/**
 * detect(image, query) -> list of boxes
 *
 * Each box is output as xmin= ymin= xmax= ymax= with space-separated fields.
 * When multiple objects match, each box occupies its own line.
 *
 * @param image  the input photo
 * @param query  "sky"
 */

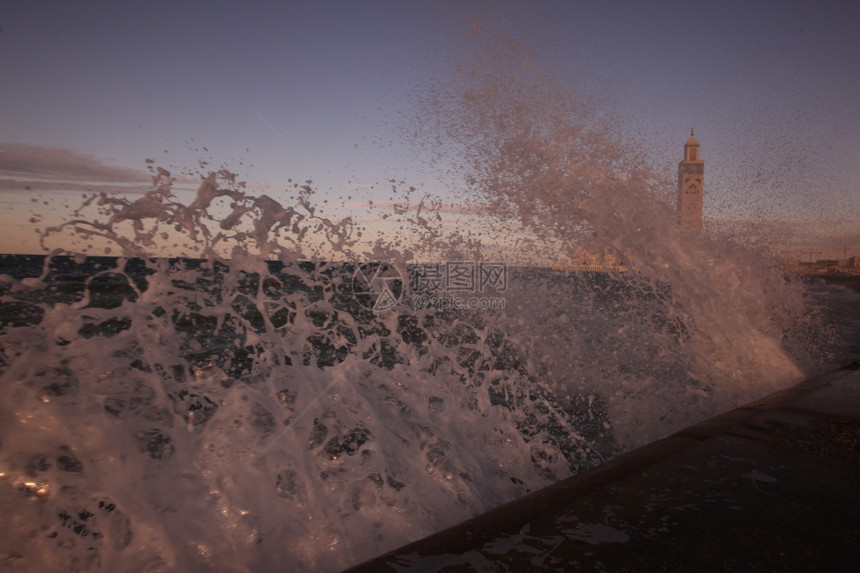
xmin=1 ymin=0 xmax=858 ymax=259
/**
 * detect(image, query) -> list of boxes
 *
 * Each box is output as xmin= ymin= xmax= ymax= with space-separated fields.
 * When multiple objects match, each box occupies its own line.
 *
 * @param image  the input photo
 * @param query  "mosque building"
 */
xmin=552 ymin=132 xmax=704 ymax=272
xmin=677 ymin=129 xmax=704 ymax=231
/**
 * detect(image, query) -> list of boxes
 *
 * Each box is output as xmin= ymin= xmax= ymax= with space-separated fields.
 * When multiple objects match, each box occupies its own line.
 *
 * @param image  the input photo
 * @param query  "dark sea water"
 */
xmin=804 ymin=275 xmax=860 ymax=358
xmin=0 ymin=253 xmax=622 ymax=571
xmin=1 ymin=248 xmax=857 ymax=571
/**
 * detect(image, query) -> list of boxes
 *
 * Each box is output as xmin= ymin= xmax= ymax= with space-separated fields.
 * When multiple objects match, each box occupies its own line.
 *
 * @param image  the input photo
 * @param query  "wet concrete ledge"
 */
xmin=345 ymin=361 xmax=860 ymax=572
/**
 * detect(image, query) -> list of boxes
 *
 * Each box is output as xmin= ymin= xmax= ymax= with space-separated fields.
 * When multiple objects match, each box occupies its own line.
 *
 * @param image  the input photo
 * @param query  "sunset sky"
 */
xmin=1 ymin=0 xmax=858 ymax=258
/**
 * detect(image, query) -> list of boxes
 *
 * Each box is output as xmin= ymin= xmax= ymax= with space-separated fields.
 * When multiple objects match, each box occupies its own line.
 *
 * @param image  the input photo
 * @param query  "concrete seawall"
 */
xmin=345 ymin=361 xmax=860 ymax=572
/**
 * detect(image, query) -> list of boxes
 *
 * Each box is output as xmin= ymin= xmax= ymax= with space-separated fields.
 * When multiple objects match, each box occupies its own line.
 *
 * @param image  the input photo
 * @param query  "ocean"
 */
xmin=1 ymin=247 xmax=857 ymax=572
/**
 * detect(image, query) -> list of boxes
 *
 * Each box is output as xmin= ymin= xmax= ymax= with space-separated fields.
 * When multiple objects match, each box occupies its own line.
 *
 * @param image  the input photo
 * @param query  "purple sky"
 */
xmin=1 ymin=0 xmax=858 ymax=257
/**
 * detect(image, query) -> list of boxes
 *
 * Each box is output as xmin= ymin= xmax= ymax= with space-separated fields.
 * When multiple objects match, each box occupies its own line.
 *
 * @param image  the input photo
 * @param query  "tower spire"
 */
xmin=678 ymin=132 xmax=704 ymax=231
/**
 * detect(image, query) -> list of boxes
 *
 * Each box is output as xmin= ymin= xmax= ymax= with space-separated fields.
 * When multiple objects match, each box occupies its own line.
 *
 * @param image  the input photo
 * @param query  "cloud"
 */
xmin=0 ymin=143 xmax=150 ymax=183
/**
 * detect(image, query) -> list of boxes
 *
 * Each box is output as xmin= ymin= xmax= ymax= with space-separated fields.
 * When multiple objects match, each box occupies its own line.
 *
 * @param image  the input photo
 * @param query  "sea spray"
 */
xmin=0 ymin=162 xmax=833 ymax=572
xmin=1 ymin=167 xmax=622 ymax=571
xmin=405 ymin=17 xmax=831 ymax=449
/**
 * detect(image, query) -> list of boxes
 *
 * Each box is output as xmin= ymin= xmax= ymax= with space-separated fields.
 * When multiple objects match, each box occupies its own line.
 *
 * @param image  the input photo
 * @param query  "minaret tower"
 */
xmin=678 ymin=129 xmax=704 ymax=231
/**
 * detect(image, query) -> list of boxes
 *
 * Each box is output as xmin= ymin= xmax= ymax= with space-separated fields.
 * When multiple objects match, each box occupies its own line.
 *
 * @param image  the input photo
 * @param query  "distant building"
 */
xmin=794 ymin=258 xmax=860 ymax=276
xmin=678 ymin=129 xmax=704 ymax=231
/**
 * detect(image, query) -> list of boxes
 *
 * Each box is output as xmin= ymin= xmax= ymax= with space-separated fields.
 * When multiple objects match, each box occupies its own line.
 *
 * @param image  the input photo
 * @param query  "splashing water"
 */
xmin=403 ymin=23 xmax=839 ymax=447
xmin=0 ymin=21 xmax=844 ymax=573
xmin=0 ymin=169 xmax=621 ymax=571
